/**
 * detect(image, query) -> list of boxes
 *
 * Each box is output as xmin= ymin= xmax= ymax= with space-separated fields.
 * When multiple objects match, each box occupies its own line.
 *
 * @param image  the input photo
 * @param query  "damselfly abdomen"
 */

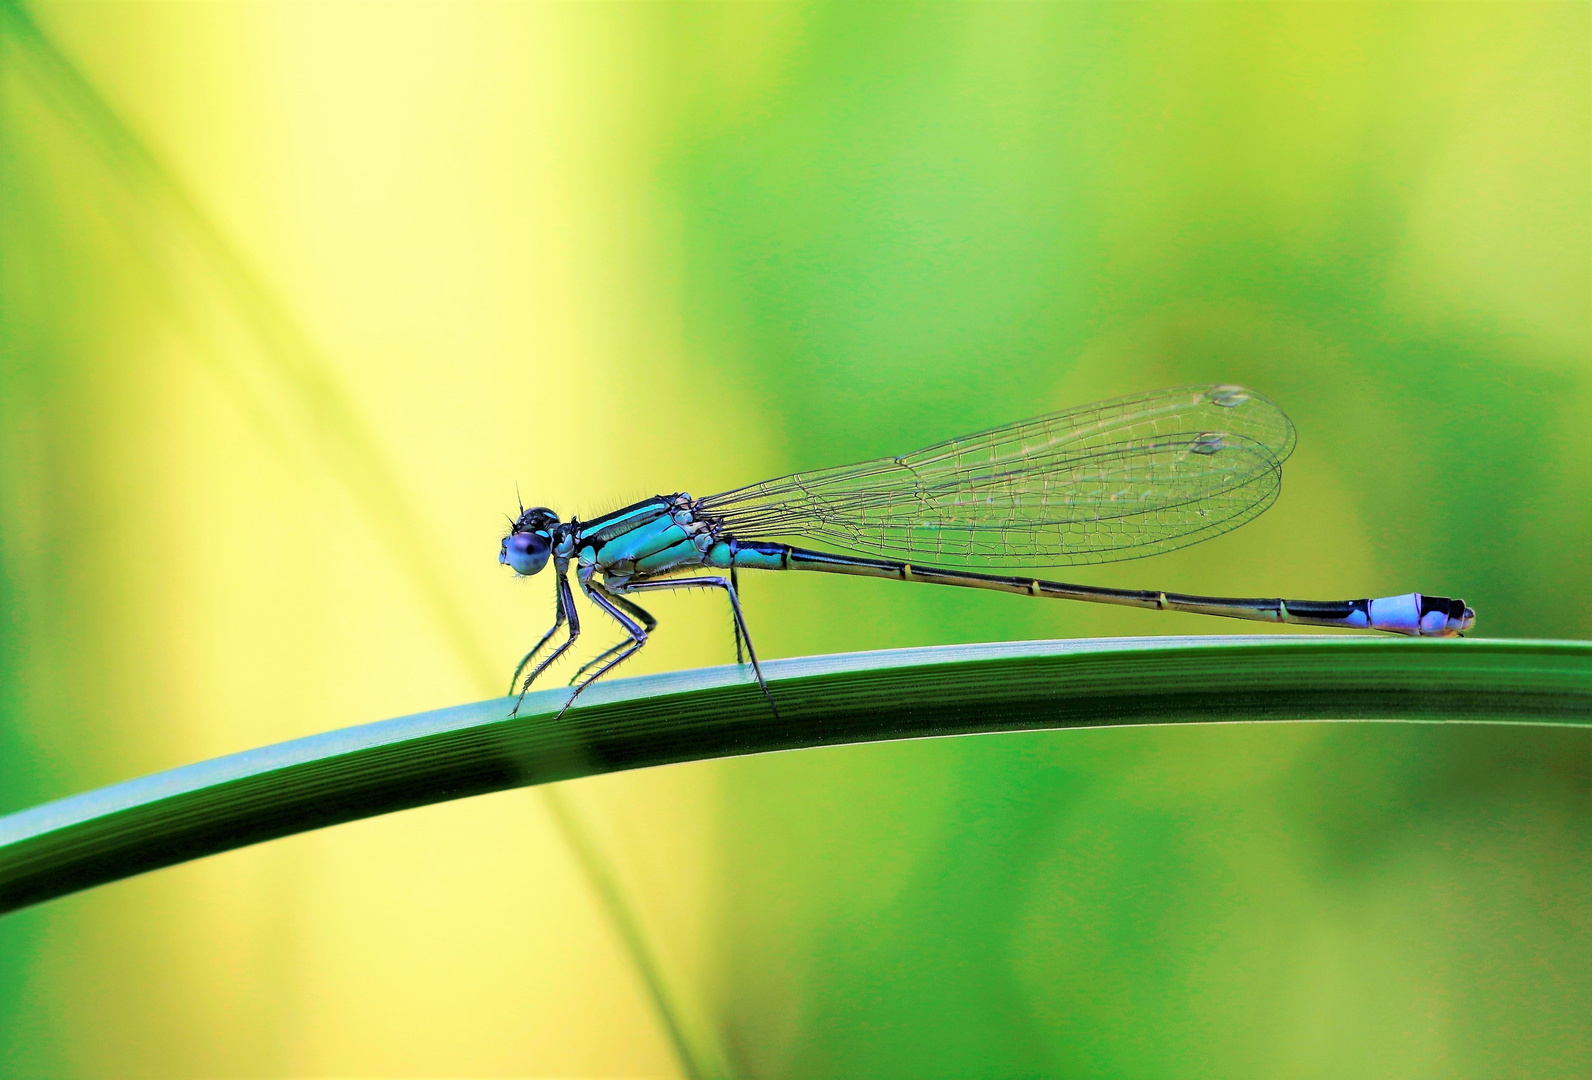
xmin=499 ymin=384 xmax=1474 ymax=716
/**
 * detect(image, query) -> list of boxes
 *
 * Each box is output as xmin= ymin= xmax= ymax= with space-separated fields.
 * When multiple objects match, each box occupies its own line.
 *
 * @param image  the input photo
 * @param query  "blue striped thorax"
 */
xmin=567 ymin=493 xmax=724 ymax=585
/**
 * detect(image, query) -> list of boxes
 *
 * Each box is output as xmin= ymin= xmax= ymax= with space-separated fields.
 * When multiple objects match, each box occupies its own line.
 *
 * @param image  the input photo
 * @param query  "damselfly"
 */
xmin=499 ymin=384 xmax=1474 ymax=716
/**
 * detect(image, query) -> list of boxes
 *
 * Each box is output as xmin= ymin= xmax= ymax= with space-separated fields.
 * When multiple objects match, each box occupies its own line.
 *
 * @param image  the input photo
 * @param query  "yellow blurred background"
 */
xmin=0 ymin=3 xmax=1587 ymax=1077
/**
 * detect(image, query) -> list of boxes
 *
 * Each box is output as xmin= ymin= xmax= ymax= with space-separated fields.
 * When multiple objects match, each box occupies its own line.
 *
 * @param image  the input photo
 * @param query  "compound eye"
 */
xmin=502 ymin=530 xmax=551 ymax=576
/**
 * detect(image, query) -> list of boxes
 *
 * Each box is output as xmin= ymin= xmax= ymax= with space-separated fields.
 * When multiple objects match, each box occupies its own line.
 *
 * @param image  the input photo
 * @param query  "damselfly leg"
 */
xmin=554 ymin=576 xmax=652 ymax=719
xmin=729 ymin=564 xmax=745 ymax=664
xmin=510 ymin=568 xmax=580 ymax=716
xmin=620 ymin=575 xmax=778 ymax=718
xmin=569 ymin=589 xmax=657 ymax=684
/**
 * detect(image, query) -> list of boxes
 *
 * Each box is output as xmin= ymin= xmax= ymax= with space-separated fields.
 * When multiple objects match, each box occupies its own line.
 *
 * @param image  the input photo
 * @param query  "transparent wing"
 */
xmin=698 ymin=384 xmax=1297 ymax=567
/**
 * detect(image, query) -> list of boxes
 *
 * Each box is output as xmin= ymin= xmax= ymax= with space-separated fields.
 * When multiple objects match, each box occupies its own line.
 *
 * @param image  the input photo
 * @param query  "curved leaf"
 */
xmin=1 ymin=635 xmax=1587 ymax=916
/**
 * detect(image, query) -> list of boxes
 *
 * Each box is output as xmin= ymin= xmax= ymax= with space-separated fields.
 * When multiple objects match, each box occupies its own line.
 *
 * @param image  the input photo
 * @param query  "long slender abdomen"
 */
xmin=763 ymin=544 xmax=1474 ymax=637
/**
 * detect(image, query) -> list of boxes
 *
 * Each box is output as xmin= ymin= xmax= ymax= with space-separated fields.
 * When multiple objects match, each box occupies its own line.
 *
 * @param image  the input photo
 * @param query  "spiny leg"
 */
xmin=559 ymin=639 xmax=647 ymax=721
xmin=509 ymin=583 xmax=568 ymax=694
xmin=557 ymin=577 xmax=650 ymax=719
xmin=730 ymin=565 xmax=745 ymax=665
xmin=569 ymin=640 xmax=631 ymax=686
xmin=570 ymin=590 xmax=657 ymax=684
xmin=511 ymin=570 xmax=581 ymax=716
xmin=622 ymin=575 xmax=778 ymax=719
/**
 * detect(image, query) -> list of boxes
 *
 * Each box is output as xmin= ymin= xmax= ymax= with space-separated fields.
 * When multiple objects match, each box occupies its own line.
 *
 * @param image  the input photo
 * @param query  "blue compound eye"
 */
xmin=500 ymin=530 xmax=551 ymax=576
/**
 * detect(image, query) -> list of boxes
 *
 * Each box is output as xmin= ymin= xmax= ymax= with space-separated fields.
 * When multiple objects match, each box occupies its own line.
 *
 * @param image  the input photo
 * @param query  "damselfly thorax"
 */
xmin=498 ymin=384 xmax=1475 ymax=718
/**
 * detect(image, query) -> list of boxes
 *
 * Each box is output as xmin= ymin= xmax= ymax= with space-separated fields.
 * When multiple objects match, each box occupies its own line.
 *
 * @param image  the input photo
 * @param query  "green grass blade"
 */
xmin=2 ymin=635 xmax=1588 ymax=917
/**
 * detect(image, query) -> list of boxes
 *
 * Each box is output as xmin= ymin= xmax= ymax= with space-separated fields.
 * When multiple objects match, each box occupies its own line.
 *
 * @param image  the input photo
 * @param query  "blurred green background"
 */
xmin=1 ymin=2 xmax=1588 ymax=1076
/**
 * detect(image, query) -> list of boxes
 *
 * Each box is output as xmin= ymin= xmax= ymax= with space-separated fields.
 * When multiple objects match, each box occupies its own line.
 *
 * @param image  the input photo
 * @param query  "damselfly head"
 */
xmin=501 ymin=529 xmax=552 ymax=576
xmin=501 ymin=506 xmax=560 ymax=576
xmin=513 ymin=506 xmax=560 ymax=533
